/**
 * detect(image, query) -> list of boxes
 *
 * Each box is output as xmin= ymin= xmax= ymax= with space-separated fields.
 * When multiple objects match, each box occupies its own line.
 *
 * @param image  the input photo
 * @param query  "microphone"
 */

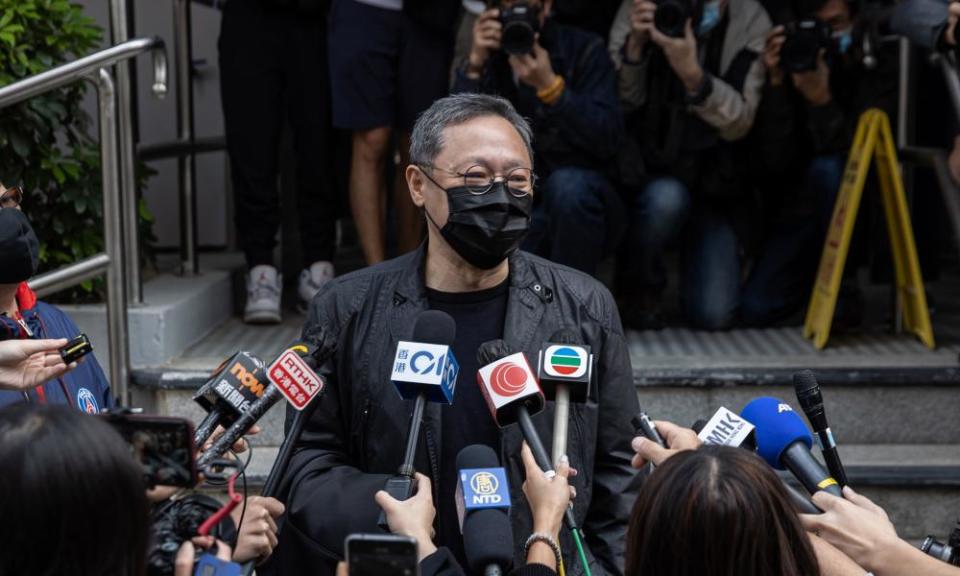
xmin=476 ymin=340 xmax=579 ymax=535
xmin=192 ymin=350 xmax=268 ymax=447
xmin=378 ymin=310 xmax=459 ymax=530
xmin=456 ymin=445 xmax=514 ymax=576
xmin=536 ymin=328 xmax=593 ymax=466
xmin=693 ymin=410 xmax=820 ymax=514
xmin=195 ymin=342 xmax=329 ymax=470
xmin=742 ymin=397 xmax=842 ymax=498
xmin=794 ymin=370 xmax=848 ymax=488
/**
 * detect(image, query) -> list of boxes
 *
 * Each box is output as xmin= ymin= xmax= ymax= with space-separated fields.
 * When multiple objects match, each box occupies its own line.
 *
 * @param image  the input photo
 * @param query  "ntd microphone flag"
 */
xmin=476 ymin=351 xmax=544 ymax=427
xmin=456 ymin=467 xmax=511 ymax=533
xmin=537 ymin=343 xmax=592 ymax=402
xmin=268 ymin=348 xmax=325 ymax=411
xmin=391 ymin=341 xmax=459 ymax=404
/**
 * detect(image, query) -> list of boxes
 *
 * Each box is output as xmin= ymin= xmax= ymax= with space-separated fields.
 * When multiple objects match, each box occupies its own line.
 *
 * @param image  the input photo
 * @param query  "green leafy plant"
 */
xmin=0 ymin=1 xmax=154 ymax=302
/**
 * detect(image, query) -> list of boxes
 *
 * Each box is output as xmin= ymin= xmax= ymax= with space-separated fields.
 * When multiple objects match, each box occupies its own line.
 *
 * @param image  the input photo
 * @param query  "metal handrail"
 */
xmin=2 ymin=37 xmax=168 ymax=405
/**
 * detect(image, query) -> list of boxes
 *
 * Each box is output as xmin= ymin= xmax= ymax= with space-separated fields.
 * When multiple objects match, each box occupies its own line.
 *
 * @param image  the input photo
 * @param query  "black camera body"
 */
xmin=780 ymin=18 xmax=832 ymax=73
xmin=499 ymin=2 xmax=540 ymax=55
xmin=147 ymin=495 xmax=238 ymax=576
xmin=654 ymin=0 xmax=696 ymax=38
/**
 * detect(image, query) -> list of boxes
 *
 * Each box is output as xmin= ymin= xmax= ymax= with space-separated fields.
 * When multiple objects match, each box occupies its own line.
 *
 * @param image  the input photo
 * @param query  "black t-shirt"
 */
xmin=427 ymin=278 xmax=509 ymax=566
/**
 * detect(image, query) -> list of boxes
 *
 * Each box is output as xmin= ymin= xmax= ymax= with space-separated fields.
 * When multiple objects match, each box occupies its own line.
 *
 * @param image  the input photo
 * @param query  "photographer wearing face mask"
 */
xmin=608 ymin=0 xmax=771 ymax=331
xmin=271 ymin=94 xmax=640 ymax=576
xmin=0 ymin=184 xmax=113 ymax=412
xmin=739 ymin=0 xmax=899 ymax=327
xmin=454 ymin=0 xmax=626 ymax=277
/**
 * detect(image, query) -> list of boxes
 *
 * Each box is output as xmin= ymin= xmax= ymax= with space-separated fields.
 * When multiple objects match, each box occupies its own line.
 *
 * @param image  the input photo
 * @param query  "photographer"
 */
xmin=741 ymin=0 xmax=898 ymax=326
xmin=454 ymin=0 xmax=625 ymax=276
xmin=610 ymin=0 xmax=771 ymax=330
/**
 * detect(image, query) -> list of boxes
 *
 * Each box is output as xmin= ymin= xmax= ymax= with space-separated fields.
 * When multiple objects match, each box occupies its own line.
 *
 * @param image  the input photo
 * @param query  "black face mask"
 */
xmin=0 ymin=209 xmax=40 ymax=283
xmin=426 ymin=182 xmax=533 ymax=270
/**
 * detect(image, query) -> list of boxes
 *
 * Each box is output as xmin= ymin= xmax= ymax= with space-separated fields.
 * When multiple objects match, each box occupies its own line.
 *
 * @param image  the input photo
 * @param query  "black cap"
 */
xmin=0 ymin=209 xmax=39 ymax=284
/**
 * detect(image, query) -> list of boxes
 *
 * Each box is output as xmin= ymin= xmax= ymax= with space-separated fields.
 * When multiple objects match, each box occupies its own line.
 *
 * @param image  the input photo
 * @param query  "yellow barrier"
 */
xmin=803 ymin=109 xmax=935 ymax=350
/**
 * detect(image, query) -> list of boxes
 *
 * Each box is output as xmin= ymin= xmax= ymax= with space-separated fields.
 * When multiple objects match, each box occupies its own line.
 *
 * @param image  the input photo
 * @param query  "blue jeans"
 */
xmin=523 ymin=167 xmax=625 ymax=275
xmin=625 ymin=156 xmax=843 ymax=329
xmin=741 ymin=155 xmax=843 ymax=326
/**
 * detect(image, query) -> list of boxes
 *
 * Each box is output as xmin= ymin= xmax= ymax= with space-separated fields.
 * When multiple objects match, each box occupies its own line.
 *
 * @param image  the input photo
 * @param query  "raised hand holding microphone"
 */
xmin=375 ymin=472 xmax=438 ymax=562
xmin=630 ymin=419 xmax=702 ymax=469
xmin=0 ymin=338 xmax=74 ymax=391
xmin=520 ymin=442 xmax=574 ymax=572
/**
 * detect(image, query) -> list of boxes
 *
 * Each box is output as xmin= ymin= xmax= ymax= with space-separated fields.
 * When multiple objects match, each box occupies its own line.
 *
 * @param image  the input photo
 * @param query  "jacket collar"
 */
xmin=16 ymin=282 xmax=37 ymax=311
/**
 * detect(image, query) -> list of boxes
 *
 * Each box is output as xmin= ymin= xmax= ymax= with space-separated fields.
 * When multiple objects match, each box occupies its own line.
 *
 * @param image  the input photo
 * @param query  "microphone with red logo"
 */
xmin=378 ymin=310 xmax=459 ymax=530
xmin=195 ymin=341 xmax=330 ymax=470
xmin=192 ymin=351 xmax=268 ymax=448
xmin=537 ymin=328 xmax=593 ymax=466
xmin=476 ymin=340 xmax=580 ymax=536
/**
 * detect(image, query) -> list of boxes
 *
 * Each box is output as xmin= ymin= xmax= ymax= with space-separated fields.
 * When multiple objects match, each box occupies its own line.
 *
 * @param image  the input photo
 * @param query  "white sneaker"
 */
xmin=244 ymin=265 xmax=282 ymax=324
xmin=297 ymin=261 xmax=335 ymax=313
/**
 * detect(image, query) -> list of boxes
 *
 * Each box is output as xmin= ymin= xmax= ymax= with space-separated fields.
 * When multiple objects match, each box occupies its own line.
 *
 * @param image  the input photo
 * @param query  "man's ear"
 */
xmin=406 ymin=165 xmax=426 ymax=208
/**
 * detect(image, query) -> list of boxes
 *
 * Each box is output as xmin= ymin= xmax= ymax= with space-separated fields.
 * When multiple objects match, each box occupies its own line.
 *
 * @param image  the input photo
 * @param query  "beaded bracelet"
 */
xmin=525 ymin=532 xmax=562 ymax=569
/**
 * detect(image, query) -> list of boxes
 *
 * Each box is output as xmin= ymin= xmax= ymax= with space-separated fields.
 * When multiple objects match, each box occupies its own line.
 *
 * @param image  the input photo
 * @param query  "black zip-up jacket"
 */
xmin=274 ymin=245 xmax=641 ymax=575
xmin=453 ymin=21 xmax=624 ymax=176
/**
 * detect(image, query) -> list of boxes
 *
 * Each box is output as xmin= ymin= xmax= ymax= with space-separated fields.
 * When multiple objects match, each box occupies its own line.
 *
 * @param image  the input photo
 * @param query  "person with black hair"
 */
xmin=610 ymin=0 xmax=772 ymax=330
xmin=455 ymin=0 xmax=626 ymax=276
xmin=0 ymin=404 xmax=150 ymax=576
xmin=742 ymin=0 xmax=899 ymax=327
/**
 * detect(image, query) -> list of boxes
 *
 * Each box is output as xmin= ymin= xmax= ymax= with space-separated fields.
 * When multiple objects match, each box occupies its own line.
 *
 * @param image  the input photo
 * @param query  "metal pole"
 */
xmin=97 ymin=68 xmax=131 ymax=406
xmin=174 ymin=0 xmax=198 ymax=275
xmin=110 ymin=0 xmax=142 ymax=304
xmin=893 ymin=38 xmax=912 ymax=334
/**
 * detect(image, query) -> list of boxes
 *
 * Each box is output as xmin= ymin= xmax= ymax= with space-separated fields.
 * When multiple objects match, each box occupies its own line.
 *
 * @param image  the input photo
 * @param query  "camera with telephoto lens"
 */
xmin=780 ymin=18 xmax=832 ymax=72
xmin=654 ymin=0 xmax=695 ymax=38
xmin=498 ymin=1 xmax=540 ymax=55
xmin=921 ymin=519 xmax=960 ymax=566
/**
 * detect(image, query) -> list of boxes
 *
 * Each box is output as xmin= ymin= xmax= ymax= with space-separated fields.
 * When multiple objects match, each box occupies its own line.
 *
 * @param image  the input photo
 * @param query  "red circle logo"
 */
xmin=490 ymin=362 xmax=528 ymax=397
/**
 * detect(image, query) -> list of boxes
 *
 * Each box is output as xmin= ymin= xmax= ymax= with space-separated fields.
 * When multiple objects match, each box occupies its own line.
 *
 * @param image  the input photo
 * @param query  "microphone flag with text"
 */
xmin=196 ymin=342 xmax=329 ymax=470
xmin=742 ymin=397 xmax=843 ymax=498
xmin=378 ymin=310 xmax=459 ymax=530
xmin=192 ymin=350 xmax=267 ymax=448
xmin=456 ymin=444 xmax=514 ymax=576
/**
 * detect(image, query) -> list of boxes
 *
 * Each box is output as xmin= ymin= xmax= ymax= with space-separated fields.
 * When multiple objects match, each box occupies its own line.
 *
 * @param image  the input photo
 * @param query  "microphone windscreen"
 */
xmin=548 ymin=327 xmax=581 ymax=345
xmin=741 ymin=397 xmax=813 ymax=470
xmin=456 ymin=444 xmax=500 ymax=471
xmin=463 ymin=509 xmax=514 ymax=573
xmin=477 ymin=339 xmax=512 ymax=365
xmin=793 ymin=370 xmax=819 ymax=396
xmin=414 ymin=310 xmax=456 ymax=345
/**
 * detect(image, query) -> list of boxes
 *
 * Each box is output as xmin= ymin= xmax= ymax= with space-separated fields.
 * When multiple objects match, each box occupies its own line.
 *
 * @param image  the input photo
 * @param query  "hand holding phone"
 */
xmin=345 ymin=534 xmax=419 ymax=576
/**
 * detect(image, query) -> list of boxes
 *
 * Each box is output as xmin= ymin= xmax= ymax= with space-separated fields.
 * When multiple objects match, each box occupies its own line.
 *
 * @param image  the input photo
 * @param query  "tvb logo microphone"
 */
xmin=537 ymin=342 xmax=592 ymax=402
xmin=391 ymin=341 xmax=459 ymax=404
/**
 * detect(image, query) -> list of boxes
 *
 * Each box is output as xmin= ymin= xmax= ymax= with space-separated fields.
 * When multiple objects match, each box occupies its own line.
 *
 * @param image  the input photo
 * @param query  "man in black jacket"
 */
xmin=453 ymin=0 xmax=625 ymax=276
xmin=274 ymin=94 xmax=640 ymax=575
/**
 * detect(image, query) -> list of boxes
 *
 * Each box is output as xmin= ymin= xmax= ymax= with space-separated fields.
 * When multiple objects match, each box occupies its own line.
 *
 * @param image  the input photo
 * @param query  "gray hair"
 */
xmin=409 ymin=93 xmax=534 ymax=168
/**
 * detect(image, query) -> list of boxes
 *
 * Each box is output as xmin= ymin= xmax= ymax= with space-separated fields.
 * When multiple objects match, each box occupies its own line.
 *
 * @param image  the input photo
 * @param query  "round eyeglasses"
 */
xmin=421 ymin=164 xmax=536 ymax=197
xmin=0 ymin=185 xmax=23 ymax=209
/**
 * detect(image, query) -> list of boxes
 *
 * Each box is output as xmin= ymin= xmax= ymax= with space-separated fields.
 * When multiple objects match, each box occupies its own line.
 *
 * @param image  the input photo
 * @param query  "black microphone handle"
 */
xmin=517 ymin=406 xmax=579 ymax=532
xmin=194 ymin=406 xmax=224 ymax=447
xmin=378 ymin=392 xmax=427 ymax=530
xmin=196 ymin=387 xmax=283 ymax=470
xmin=783 ymin=480 xmax=822 ymax=514
xmin=817 ymin=429 xmax=849 ymax=487
xmin=782 ymin=441 xmax=843 ymax=497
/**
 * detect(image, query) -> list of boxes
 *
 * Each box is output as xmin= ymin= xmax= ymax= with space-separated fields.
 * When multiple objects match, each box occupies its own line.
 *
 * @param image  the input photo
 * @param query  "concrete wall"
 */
xmin=77 ymin=0 xmax=229 ymax=249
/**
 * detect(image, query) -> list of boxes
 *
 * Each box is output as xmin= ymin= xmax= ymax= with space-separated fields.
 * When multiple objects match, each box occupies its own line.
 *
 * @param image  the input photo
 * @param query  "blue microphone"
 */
xmin=456 ymin=445 xmax=514 ymax=576
xmin=742 ymin=397 xmax=842 ymax=497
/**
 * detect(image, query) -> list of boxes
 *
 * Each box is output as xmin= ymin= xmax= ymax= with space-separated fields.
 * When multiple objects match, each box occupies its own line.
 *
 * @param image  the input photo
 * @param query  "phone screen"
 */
xmin=104 ymin=415 xmax=197 ymax=488
xmin=347 ymin=534 xmax=418 ymax=576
